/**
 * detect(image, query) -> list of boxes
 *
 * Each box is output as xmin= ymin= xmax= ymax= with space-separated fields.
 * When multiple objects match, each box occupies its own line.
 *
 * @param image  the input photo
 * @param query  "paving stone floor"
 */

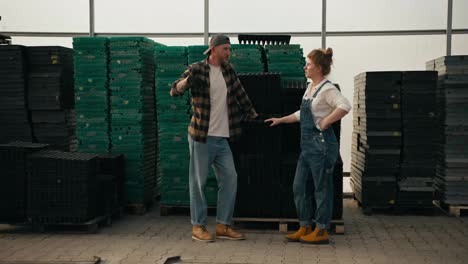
xmin=1 ymin=199 xmax=467 ymax=264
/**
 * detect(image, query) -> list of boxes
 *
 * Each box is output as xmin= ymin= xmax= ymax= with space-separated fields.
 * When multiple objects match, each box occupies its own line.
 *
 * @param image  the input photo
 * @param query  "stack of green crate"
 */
xmin=187 ymin=45 xmax=208 ymax=64
xmin=229 ymin=44 xmax=266 ymax=73
xmin=265 ymin=44 xmax=306 ymax=87
xmin=109 ymin=37 xmax=157 ymax=204
xmin=156 ymin=45 xmax=218 ymax=206
xmin=154 ymin=45 xmax=190 ymax=206
xmin=72 ymin=37 xmax=110 ymax=153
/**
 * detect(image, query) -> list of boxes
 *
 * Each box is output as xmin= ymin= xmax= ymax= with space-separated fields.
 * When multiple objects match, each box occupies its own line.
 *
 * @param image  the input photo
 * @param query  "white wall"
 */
xmin=0 ymin=0 xmax=89 ymax=32
xmin=210 ymin=0 xmax=322 ymax=32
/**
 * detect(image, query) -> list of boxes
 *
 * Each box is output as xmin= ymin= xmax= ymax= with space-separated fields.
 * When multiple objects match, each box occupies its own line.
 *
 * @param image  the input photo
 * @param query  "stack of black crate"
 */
xmin=235 ymin=73 xmax=344 ymax=220
xmin=0 ymin=45 xmax=33 ymax=143
xmin=331 ymin=84 xmax=344 ymax=220
xmin=351 ymin=71 xmax=439 ymax=212
xmin=428 ymin=56 xmax=468 ymax=206
xmin=398 ymin=72 xmax=437 ymax=207
xmin=28 ymin=150 xmax=111 ymax=225
xmin=26 ymin=46 xmax=76 ymax=151
xmin=0 ymin=142 xmax=49 ymax=224
xmin=96 ymin=153 xmax=126 ymax=217
xmin=351 ymin=72 xmax=402 ymax=212
xmin=234 ymin=73 xmax=283 ymax=218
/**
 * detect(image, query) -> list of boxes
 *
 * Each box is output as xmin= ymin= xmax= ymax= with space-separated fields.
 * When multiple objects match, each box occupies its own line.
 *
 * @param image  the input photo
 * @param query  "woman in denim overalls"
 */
xmin=266 ymin=48 xmax=351 ymax=244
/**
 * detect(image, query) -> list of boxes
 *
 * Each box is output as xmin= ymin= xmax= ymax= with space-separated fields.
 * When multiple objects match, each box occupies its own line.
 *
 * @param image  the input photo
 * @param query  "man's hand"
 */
xmin=170 ymin=77 xmax=188 ymax=96
xmin=265 ymin=117 xmax=282 ymax=127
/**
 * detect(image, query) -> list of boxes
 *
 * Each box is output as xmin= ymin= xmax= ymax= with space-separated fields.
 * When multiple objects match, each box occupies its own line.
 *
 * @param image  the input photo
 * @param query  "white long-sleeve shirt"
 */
xmin=294 ymin=79 xmax=352 ymax=130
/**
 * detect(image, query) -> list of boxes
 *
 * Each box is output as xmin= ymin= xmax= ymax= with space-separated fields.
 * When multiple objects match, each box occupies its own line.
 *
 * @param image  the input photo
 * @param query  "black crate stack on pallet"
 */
xmin=351 ymin=71 xmax=439 ymax=212
xmin=109 ymin=37 xmax=157 ymax=205
xmin=238 ymin=73 xmax=282 ymax=114
xmin=351 ymin=72 xmax=402 ymax=211
xmin=234 ymin=73 xmax=283 ymax=218
xmin=428 ymin=56 xmax=468 ymax=206
xmin=28 ymin=151 xmax=100 ymax=224
xmin=234 ymin=116 xmax=283 ymax=218
xmin=398 ymin=72 xmax=438 ymax=207
xmin=235 ymin=74 xmax=345 ymax=220
xmin=26 ymin=46 xmax=76 ymax=151
xmin=27 ymin=150 xmax=118 ymax=225
xmin=96 ymin=153 xmax=126 ymax=216
xmin=0 ymin=142 xmax=49 ymax=223
xmin=0 ymin=45 xmax=33 ymax=143
xmin=332 ymin=123 xmax=344 ymax=220
xmin=331 ymin=84 xmax=344 ymax=220
xmin=73 ymin=37 xmax=111 ymax=153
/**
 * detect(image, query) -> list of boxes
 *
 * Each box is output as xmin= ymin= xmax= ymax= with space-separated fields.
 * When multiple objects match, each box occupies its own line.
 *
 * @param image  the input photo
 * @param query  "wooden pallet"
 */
xmin=359 ymin=205 xmax=437 ymax=216
xmin=159 ymin=204 xmax=216 ymax=216
xmin=354 ymin=197 xmax=436 ymax=216
xmin=31 ymin=215 xmax=109 ymax=234
xmin=126 ymin=200 xmax=155 ymax=215
xmin=126 ymin=203 xmax=148 ymax=215
xmin=233 ymin=217 xmax=345 ymax=234
xmin=433 ymin=200 xmax=468 ymax=217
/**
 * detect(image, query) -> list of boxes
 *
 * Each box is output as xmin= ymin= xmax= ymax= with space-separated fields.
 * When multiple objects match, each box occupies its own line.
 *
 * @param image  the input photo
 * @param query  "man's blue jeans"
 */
xmin=188 ymin=136 xmax=237 ymax=226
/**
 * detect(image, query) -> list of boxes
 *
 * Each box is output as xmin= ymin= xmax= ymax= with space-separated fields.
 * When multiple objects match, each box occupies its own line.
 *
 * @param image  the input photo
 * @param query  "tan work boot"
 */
xmin=216 ymin=224 xmax=246 ymax=240
xmin=285 ymin=226 xmax=312 ymax=242
xmin=299 ymin=227 xmax=329 ymax=244
xmin=192 ymin=225 xmax=215 ymax=242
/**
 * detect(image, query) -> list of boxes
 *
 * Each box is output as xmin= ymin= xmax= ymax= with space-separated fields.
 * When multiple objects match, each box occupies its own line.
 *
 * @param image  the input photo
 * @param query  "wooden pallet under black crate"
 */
xmin=30 ymin=206 xmax=124 ymax=233
xmin=31 ymin=215 xmax=110 ymax=234
xmin=159 ymin=204 xmax=216 ymax=216
xmin=126 ymin=200 xmax=155 ymax=215
xmin=159 ymin=204 xmax=344 ymax=234
xmin=434 ymin=200 xmax=468 ymax=217
xmin=233 ymin=217 xmax=344 ymax=234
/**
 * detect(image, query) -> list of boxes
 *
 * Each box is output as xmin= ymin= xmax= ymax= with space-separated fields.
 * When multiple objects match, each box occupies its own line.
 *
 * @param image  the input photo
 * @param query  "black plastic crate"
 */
xmin=27 ymin=70 xmax=74 ymax=110
xmin=28 ymin=150 xmax=101 ymax=224
xmin=26 ymin=46 xmax=74 ymax=71
xmin=238 ymin=34 xmax=291 ymax=45
xmin=97 ymin=154 xmax=125 ymax=210
xmin=238 ymin=73 xmax=282 ymax=115
xmin=351 ymin=176 xmax=397 ymax=208
xmin=234 ymin=117 xmax=282 ymax=218
xmin=0 ymin=45 xmax=28 ymax=74
xmin=31 ymin=110 xmax=74 ymax=124
xmin=0 ymin=142 xmax=49 ymax=223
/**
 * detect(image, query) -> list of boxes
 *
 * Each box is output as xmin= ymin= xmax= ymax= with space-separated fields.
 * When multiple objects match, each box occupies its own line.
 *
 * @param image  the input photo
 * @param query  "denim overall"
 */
xmin=293 ymin=80 xmax=339 ymax=229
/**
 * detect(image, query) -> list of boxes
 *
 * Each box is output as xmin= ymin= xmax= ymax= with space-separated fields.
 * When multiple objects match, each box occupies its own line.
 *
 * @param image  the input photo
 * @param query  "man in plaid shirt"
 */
xmin=170 ymin=35 xmax=258 ymax=242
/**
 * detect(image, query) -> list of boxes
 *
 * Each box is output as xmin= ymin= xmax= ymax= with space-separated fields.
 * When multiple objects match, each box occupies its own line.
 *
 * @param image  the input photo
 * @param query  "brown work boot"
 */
xmin=216 ymin=224 xmax=246 ymax=240
xmin=299 ymin=227 xmax=329 ymax=244
xmin=192 ymin=225 xmax=215 ymax=242
xmin=285 ymin=226 xmax=312 ymax=242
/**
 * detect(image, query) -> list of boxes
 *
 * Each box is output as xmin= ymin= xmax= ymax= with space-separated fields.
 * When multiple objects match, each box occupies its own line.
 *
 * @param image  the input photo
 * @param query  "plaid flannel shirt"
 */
xmin=170 ymin=59 xmax=257 ymax=143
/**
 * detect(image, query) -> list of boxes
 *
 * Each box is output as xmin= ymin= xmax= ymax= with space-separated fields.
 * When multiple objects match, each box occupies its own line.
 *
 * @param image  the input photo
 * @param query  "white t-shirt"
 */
xmin=294 ymin=79 xmax=352 ymax=130
xmin=207 ymin=64 xmax=230 ymax=137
